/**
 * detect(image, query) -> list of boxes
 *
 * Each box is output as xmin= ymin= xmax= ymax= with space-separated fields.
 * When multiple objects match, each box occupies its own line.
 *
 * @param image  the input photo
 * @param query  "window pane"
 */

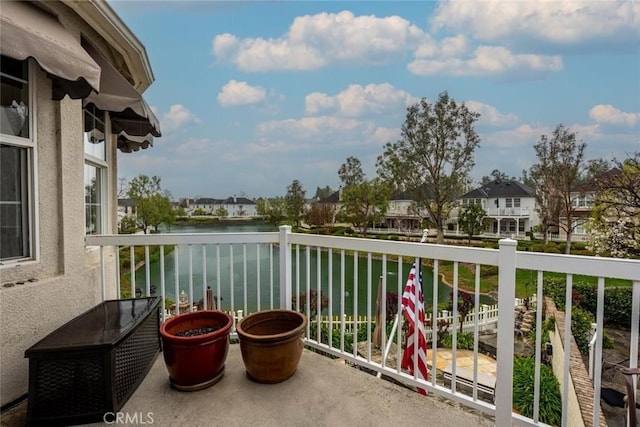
xmin=514 ymin=198 xmax=520 ymax=208
xmin=1 ymin=56 xmax=29 ymax=138
xmin=84 ymin=164 xmax=101 ymax=234
xmin=0 ymin=144 xmax=29 ymax=259
xmin=83 ymin=106 xmax=105 ymax=161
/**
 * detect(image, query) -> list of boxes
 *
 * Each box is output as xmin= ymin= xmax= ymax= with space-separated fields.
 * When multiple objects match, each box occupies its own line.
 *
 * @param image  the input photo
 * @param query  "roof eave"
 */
xmin=62 ymin=0 xmax=154 ymax=93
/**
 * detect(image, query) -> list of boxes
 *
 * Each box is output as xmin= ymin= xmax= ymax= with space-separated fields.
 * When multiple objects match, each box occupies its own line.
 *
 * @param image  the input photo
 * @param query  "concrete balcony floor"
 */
xmin=106 ymin=345 xmax=494 ymax=427
xmin=3 ymin=345 xmax=495 ymax=426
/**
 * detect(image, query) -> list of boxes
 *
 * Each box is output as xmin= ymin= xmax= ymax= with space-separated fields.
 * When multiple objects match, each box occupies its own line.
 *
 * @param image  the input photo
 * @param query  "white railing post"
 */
xmin=279 ymin=225 xmax=292 ymax=310
xmin=495 ymin=238 xmax=517 ymax=426
xmin=588 ymin=323 xmax=597 ymax=380
xmin=482 ymin=304 xmax=489 ymax=330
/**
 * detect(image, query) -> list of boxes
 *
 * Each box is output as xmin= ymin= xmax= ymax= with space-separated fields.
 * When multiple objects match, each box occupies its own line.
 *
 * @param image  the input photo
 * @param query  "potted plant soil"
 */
xmin=236 ymin=309 xmax=307 ymax=383
xmin=160 ymin=310 xmax=233 ymax=391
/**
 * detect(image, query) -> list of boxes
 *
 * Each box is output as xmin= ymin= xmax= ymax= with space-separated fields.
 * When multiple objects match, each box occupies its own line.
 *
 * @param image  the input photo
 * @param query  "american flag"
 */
xmin=401 ymin=263 xmax=429 ymax=395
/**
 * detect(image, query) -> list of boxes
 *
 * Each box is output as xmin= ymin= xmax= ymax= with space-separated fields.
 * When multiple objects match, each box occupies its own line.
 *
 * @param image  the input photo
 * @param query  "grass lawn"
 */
xmin=438 ymin=262 xmax=632 ymax=299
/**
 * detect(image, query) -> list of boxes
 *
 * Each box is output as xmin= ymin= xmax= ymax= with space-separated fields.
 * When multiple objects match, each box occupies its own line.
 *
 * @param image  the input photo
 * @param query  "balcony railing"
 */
xmin=86 ymin=226 xmax=639 ymax=426
xmin=485 ymin=207 xmax=531 ymax=216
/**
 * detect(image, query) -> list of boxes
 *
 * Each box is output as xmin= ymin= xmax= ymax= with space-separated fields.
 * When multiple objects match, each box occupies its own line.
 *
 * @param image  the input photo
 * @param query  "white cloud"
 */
xmin=431 ymin=0 xmax=640 ymax=50
xmin=305 ymin=83 xmax=417 ymax=117
xmin=212 ymin=33 xmax=239 ymax=60
xmin=481 ymin=124 xmax=547 ymax=148
xmin=465 ymin=101 xmax=519 ymax=126
xmin=212 ymin=10 xmax=425 ymax=71
xmin=217 ymin=80 xmax=266 ymax=107
xmin=414 ymin=34 xmax=469 ymax=59
xmin=305 ymin=92 xmax=336 ymax=115
xmin=161 ymin=104 xmax=200 ymax=133
xmin=372 ymin=127 xmax=400 ymax=144
xmin=258 ymin=116 xmax=374 ymax=143
xmin=589 ymin=104 xmax=639 ymax=127
xmin=408 ymin=45 xmax=562 ymax=77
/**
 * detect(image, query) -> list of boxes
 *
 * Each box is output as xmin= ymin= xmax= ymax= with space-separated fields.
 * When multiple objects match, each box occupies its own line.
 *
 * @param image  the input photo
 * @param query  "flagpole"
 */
xmin=414 ymin=228 xmax=428 ymax=375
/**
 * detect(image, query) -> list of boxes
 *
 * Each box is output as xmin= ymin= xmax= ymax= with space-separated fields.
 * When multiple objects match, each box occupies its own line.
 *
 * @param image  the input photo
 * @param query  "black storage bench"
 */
xmin=25 ymin=297 xmax=161 ymax=426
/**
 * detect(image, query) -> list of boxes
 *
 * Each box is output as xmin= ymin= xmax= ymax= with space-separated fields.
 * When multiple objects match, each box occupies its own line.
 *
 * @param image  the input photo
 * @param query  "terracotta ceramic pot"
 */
xmin=236 ymin=310 xmax=307 ymax=383
xmin=160 ymin=310 xmax=233 ymax=391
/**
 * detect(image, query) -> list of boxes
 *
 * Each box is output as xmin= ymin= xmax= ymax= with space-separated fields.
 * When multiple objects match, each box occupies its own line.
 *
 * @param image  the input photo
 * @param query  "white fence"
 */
xmin=315 ymin=304 xmax=502 ymax=339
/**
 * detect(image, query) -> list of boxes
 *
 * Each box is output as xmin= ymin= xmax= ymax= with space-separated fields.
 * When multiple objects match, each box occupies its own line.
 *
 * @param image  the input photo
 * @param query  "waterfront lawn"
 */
xmin=439 ymin=262 xmax=632 ymax=299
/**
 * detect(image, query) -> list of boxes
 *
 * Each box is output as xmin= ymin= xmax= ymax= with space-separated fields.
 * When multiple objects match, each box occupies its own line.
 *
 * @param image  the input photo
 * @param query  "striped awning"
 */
xmin=0 ymin=1 xmax=101 ymax=99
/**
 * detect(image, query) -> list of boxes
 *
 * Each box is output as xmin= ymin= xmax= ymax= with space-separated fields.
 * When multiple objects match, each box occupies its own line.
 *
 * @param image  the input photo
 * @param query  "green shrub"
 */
xmin=531 ymin=244 xmax=545 ymax=252
xmin=557 ymin=243 xmax=566 ymax=253
xmin=572 ymin=307 xmax=595 ymax=354
xmin=544 ymin=244 xmax=561 ymax=254
xmin=571 ymin=283 xmax=636 ymax=328
xmin=440 ymin=332 xmax=474 ymax=350
xmin=603 ymin=333 xmax=615 ymax=349
xmin=513 ymin=356 xmax=562 ymax=425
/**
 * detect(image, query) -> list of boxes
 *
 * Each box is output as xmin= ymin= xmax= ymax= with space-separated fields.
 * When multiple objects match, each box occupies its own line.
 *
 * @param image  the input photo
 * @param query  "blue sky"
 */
xmin=110 ymin=1 xmax=640 ymax=200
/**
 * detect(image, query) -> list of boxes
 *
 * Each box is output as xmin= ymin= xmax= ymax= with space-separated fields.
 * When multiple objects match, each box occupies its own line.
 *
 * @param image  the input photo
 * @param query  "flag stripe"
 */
xmin=401 ymin=263 xmax=429 ymax=395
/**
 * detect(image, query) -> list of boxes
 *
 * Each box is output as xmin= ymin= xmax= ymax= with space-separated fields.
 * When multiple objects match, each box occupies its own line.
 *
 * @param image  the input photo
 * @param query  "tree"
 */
xmin=376 ymin=92 xmax=480 ymax=243
xmin=458 ymin=203 xmax=486 ymax=244
xmin=264 ymin=198 xmax=286 ymax=228
xmin=306 ymin=202 xmax=336 ymax=228
xmin=314 ymin=186 xmax=333 ymax=200
xmin=148 ymin=192 xmax=175 ymax=232
xmin=117 ymin=177 xmax=129 ymax=198
xmin=530 ymin=125 xmax=585 ymax=252
xmin=583 ymin=158 xmax=612 ymax=185
xmin=480 ymin=169 xmax=514 ymax=186
xmin=285 ymin=180 xmax=307 ymax=228
xmin=588 ymin=152 xmax=640 ymax=258
xmin=255 ymin=198 xmax=268 ymax=216
xmin=338 ymin=157 xmax=391 ymax=236
xmin=214 ymin=206 xmax=228 ymax=217
xmin=529 ymin=158 xmax=561 ymax=245
xmin=127 ymin=175 xmax=163 ymax=234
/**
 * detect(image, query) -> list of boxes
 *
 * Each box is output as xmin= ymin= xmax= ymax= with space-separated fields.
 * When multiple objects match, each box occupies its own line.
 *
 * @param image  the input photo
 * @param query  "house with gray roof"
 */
xmin=454 ymin=179 xmax=539 ymax=237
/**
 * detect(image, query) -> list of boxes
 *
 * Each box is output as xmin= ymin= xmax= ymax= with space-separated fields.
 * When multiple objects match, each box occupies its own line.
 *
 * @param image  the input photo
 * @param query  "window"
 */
xmin=1 ymin=56 xmax=34 ymax=262
xmin=84 ymin=104 xmax=107 ymax=235
xmin=573 ymin=220 xmax=587 ymax=235
xmin=514 ymin=198 xmax=520 ymax=208
xmin=505 ymin=198 xmax=512 ymax=208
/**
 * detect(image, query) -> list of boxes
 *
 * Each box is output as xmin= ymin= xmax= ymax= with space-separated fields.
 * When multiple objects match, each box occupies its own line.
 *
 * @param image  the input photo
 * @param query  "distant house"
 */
xmin=191 ymin=196 xmax=257 ymax=217
xmin=455 ymin=179 xmax=538 ymax=237
xmin=117 ymin=198 xmax=136 ymax=219
xmin=0 ymin=0 xmax=160 ymax=406
xmin=383 ymin=191 xmax=425 ymax=232
xmin=221 ymin=196 xmax=257 ymax=217
xmin=316 ymin=189 xmax=342 ymax=225
xmin=558 ymin=168 xmax=621 ymax=241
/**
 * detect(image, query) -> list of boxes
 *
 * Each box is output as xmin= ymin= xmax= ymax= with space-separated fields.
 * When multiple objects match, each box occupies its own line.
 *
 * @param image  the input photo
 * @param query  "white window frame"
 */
xmin=514 ymin=198 xmax=521 ymax=208
xmin=1 ymin=58 xmax=38 ymax=265
xmin=505 ymin=198 xmax=513 ymax=208
xmin=83 ymin=106 xmax=109 ymax=236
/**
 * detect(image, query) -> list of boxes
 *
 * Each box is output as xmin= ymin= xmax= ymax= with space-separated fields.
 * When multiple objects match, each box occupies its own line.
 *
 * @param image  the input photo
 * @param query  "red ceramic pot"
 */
xmin=160 ymin=310 xmax=233 ymax=391
xmin=236 ymin=310 xmax=307 ymax=384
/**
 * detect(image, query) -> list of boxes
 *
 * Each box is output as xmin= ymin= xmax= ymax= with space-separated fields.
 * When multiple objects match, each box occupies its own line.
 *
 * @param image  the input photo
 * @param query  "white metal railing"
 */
xmin=85 ymin=226 xmax=640 ymax=427
xmin=485 ymin=207 xmax=531 ymax=216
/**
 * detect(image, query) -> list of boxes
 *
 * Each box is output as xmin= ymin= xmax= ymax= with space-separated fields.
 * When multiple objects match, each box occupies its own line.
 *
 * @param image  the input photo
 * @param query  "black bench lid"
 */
xmin=25 ymin=297 xmax=160 ymax=355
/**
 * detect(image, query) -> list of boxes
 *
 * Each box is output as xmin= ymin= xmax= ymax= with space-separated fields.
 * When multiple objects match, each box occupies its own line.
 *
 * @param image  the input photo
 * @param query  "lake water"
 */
xmin=135 ymin=222 xmax=492 ymax=315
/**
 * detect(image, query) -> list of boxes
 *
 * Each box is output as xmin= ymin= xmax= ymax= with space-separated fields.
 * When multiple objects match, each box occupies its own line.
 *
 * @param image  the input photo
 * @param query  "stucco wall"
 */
xmin=0 ymin=3 xmax=121 ymax=406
